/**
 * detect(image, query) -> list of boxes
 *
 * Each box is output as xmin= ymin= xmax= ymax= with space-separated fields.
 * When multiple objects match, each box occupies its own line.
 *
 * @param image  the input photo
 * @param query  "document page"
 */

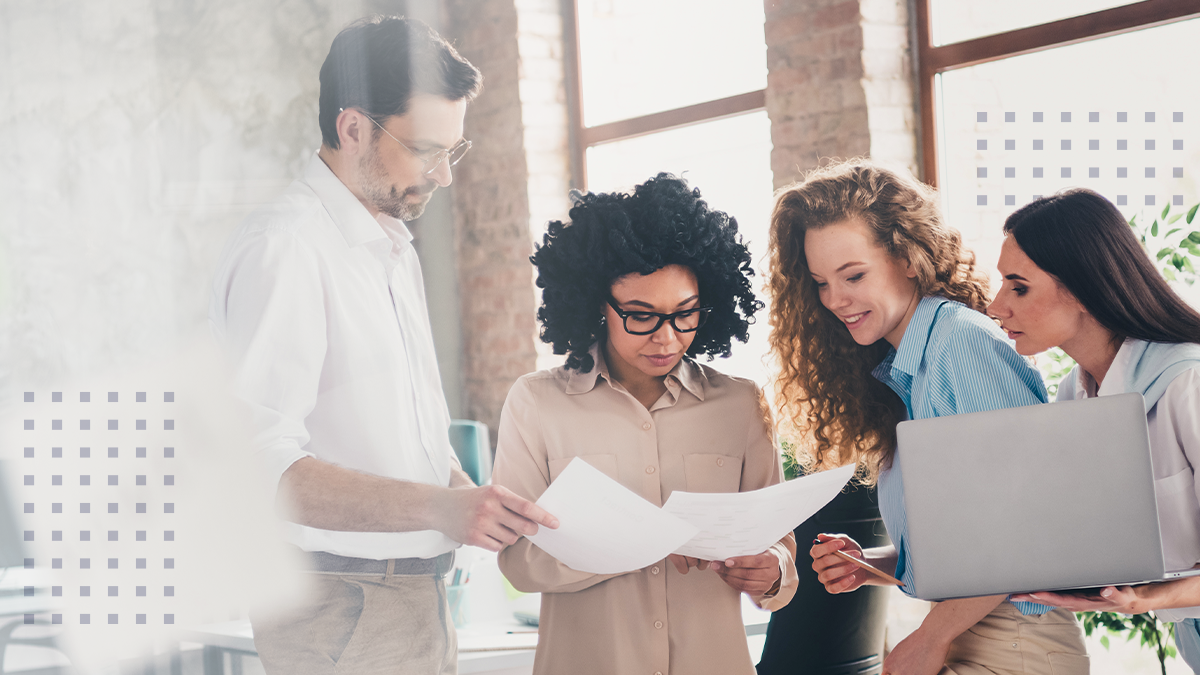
xmin=663 ymin=463 xmax=856 ymax=560
xmin=527 ymin=458 xmax=700 ymax=575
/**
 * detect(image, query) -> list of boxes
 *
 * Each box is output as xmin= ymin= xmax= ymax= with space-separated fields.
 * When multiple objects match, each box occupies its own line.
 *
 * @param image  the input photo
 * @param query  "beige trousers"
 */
xmin=942 ymin=603 xmax=1089 ymax=674
xmin=252 ymin=572 xmax=457 ymax=675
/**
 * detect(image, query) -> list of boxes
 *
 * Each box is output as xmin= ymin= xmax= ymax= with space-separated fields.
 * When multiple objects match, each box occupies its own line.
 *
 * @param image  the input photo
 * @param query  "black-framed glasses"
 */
xmin=346 ymin=108 xmax=472 ymax=176
xmin=606 ymin=297 xmax=712 ymax=335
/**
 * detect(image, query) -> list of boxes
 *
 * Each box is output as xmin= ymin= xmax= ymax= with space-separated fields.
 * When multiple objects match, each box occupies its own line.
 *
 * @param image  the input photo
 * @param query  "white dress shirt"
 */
xmin=1073 ymin=339 xmax=1200 ymax=620
xmin=209 ymin=151 xmax=460 ymax=560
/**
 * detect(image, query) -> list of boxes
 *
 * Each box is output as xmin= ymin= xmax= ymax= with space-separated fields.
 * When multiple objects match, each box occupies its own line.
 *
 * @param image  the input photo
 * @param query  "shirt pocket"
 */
xmin=682 ymin=454 xmax=743 ymax=493
xmin=548 ymin=454 xmax=620 ymax=484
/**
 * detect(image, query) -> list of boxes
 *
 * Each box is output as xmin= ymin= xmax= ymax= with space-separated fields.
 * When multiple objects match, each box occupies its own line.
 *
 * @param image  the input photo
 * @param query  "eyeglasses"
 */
xmin=349 ymin=109 xmax=472 ymax=176
xmin=606 ymin=297 xmax=712 ymax=335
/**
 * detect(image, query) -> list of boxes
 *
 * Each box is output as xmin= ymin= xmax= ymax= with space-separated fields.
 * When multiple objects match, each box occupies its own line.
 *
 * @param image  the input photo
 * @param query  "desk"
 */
xmin=180 ymin=595 xmax=772 ymax=675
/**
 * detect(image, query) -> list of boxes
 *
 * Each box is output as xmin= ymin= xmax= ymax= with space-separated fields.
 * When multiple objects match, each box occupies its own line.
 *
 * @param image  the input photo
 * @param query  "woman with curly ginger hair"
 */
xmin=768 ymin=161 xmax=1088 ymax=674
xmin=492 ymin=173 xmax=798 ymax=675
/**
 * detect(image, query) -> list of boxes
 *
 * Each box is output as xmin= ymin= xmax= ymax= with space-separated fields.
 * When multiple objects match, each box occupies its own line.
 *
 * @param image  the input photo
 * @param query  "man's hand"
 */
xmin=1011 ymin=586 xmax=1142 ymax=614
xmin=882 ymin=627 xmax=952 ymax=675
xmin=667 ymin=554 xmax=710 ymax=574
xmin=712 ymin=550 xmax=782 ymax=595
xmin=432 ymin=485 xmax=559 ymax=552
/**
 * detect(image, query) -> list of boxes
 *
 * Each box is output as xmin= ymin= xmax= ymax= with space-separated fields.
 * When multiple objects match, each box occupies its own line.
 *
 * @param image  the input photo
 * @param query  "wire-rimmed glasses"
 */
xmin=349 ymin=108 xmax=472 ymax=176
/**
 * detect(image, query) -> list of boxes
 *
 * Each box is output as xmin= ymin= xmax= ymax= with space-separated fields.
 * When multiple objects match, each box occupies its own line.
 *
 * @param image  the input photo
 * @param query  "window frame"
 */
xmin=562 ymin=0 xmax=767 ymax=191
xmin=915 ymin=0 xmax=1200 ymax=186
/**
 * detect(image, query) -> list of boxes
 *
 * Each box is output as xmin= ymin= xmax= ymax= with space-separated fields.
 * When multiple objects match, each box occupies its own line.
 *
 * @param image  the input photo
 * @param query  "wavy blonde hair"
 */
xmin=767 ymin=161 xmax=990 ymax=483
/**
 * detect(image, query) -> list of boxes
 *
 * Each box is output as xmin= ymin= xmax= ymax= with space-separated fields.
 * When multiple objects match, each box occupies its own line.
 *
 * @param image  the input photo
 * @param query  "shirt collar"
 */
xmin=302 ymin=151 xmax=414 ymax=250
xmin=1075 ymin=337 xmax=1136 ymax=398
xmin=888 ymin=295 xmax=950 ymax=378
xmin=564 ymin=343 xmax=707 ymax=401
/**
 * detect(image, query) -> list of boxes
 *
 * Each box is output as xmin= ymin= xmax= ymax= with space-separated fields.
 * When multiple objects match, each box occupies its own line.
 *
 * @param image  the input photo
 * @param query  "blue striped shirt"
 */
xmin=872 ymin=296 xmax=1052 ymax=615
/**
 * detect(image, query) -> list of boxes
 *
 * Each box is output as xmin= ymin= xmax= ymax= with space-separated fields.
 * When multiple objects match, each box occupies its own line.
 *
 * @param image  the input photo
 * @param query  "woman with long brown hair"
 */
xmin=768 ymin=161 xmax=1088 ymax=674
xmin=992 ymin=189 xmax=1200 ymax=673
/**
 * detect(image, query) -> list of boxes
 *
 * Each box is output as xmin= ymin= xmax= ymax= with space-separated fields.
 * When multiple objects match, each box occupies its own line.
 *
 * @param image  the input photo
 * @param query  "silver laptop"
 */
xmin=897 ymin=392 xmax=1200 ymax=601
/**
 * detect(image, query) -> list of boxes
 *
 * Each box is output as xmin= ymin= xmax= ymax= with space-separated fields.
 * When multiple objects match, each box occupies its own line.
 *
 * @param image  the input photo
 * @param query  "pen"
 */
xmin=830 ymin=549 xmax=904 ymax=586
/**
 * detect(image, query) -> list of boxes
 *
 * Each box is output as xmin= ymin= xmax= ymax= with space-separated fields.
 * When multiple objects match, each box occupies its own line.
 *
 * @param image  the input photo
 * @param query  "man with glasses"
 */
xmin=210 ymin=15 xmax=557 ymax=674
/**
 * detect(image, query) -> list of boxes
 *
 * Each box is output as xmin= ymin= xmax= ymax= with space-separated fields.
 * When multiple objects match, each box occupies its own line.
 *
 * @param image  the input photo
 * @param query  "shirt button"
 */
xmin=642 ymin=422 xmax=652 ymax=430
xmin=716 ymin=458 xmax=724 ymax=467
xmin=654 ymin=621 xmax=663 ymax=629
xmin=651 ymin=566 xmax=660 ymax=575
xmin=646 ymin=466 xmax=656 ymax=474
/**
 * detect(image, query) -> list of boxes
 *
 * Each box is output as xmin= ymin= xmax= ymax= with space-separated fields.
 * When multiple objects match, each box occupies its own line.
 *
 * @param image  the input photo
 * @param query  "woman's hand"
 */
xmin=881 ymin=627 xmax=952 ymax=675
xmin=1010 ymin=586 xmax=1142 ymax=614
xmin=712 ymin=550 xmax=783 ymax=595
xmin=810 ymin=533 xmax=868 ymax=593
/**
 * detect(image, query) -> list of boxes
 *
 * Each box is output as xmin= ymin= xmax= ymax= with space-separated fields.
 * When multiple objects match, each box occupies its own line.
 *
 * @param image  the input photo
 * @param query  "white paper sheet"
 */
xmin=527 ymin=458 xmax=700 ymax=574
xmin=663 ymin=463 xmax=857 ymax=560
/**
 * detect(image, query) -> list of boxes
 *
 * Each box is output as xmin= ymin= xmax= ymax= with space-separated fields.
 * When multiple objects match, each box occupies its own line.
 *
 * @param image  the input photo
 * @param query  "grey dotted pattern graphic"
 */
xmin=974 ymin=111 xmax=1187 ymax=207
xmin=20 ymin=391 xmax=178 ymax=626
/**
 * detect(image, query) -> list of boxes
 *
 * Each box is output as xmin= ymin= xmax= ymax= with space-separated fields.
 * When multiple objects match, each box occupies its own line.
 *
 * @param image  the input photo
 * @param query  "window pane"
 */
xmin=584 ymin=112 xmax=775 ymax=384
xmin=577 ymin=0 xmax=767 ymax=126
xmin=936 ymin=19 xmax=1200 ymax=306
xmin=930 ymin=0 xmax=1136 ymax=46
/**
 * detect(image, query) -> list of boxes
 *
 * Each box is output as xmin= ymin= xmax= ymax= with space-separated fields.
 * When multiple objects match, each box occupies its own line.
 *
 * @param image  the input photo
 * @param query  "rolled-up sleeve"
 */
xmin=211 ymin=227 xmax=324 ymax=498
xmin=493 ymin=377 xmax=625 ymax=594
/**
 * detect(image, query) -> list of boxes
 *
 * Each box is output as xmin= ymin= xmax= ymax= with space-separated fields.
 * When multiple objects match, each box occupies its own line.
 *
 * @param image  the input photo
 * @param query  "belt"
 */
xmin=303 ymin=549 xmax=455 ymax=577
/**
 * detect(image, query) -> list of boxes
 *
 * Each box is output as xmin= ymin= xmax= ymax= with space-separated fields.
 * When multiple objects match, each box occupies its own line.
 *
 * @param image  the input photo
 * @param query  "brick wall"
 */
xmin=442 ymin=0 xmax=571 ymax=442
xmin=764 ymin=0 xmax=916 ymax=188
xmin=443 ymin=0 xmax=539 ymax=439
xmin=514 ymin=0 xmax=573 ymax=373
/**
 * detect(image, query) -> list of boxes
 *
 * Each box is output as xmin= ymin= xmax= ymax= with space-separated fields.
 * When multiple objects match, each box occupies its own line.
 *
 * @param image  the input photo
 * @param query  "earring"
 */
xmin=598 ymin=316 xmax=606 ymax=324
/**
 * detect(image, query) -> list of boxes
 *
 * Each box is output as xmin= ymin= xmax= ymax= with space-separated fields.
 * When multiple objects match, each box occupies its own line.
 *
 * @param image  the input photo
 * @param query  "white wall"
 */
xmin=0 ymin=0 xmax=418 ymax=404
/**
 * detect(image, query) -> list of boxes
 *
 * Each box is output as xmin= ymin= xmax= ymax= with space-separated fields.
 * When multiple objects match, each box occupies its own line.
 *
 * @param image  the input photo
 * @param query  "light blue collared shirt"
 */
xmin=872 ymin=296 xmax=1052 ymax=615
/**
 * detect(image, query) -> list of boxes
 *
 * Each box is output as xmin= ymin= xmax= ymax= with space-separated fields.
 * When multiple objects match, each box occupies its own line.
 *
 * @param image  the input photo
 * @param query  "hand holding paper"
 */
xmin=526 ymin=459 xmax=698 ymax=574
xmin=663 ymin=463 xmax=857 ymax=560
xmin=526 ymin=458 xmax=855 ymax=575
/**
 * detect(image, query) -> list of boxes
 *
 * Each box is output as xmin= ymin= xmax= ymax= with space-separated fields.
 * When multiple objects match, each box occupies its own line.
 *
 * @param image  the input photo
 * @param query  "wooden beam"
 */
xmin=561 ymin=0 xmax=588 ymax=191
xmin=580 ymin=90 xmax=766 ymax=147
xmin=915 ymin=0 xmax=937 ymax=186
xmin=927 ymin=0 xmax=1200 ymax=73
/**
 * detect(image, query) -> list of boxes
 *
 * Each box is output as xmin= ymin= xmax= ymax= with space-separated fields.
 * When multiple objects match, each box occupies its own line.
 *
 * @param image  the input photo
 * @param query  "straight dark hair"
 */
xmin=318 ymin=15 xmax=482 ymax=150
xmin=1004 ymin=188 xmax=1200 ymax=344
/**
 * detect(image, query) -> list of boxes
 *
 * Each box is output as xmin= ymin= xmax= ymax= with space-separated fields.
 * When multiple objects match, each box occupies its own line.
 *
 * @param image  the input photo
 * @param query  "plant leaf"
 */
xmin=1188 ymin=204 xmax=1199 ymax=224
xmin=1162 ymin=203 xmax=1171 ymax=219
xmin=1167 ymin=227 xmax=1183 ymax=238
xmin=1169 ymin=214 xmax=1184 ymax=224
xmin=1188 ymin=231 xmax=1200 ymax=244
xmin=1152 ymin=220 xmax=1159 ymax=237
xmin=1101 ymin=635 xmax=1110 ymax=649
xmin=1158 ymin=247 xmax=1174 ymax=261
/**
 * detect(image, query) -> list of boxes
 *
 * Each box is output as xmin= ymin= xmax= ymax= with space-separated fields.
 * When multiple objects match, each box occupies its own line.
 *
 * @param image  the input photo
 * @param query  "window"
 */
xmin=916 ymin=1 xmax=1200 ymax=281
xmin=560 ymin=0 xmax=775 ymax=383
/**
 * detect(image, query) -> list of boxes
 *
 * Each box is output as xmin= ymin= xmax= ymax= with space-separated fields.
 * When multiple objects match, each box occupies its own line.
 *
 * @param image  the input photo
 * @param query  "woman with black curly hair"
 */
xmin=491 ymin=173 xmax=798 ymax=675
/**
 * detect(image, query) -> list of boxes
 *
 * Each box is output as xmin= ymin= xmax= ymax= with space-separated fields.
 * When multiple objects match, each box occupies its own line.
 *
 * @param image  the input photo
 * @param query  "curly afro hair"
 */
xmin=532 ymin=173 xmax=763 ymax=372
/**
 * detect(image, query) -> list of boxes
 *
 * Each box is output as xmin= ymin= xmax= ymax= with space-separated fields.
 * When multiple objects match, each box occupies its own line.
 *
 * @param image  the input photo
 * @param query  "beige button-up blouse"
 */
xmin=493 ymin=347 xmax=799 ymax=675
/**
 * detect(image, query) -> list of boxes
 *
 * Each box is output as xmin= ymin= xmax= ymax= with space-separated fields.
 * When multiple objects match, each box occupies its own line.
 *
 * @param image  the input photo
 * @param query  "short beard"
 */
xmin=358 ymin=142 xmax=435 ymax=221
